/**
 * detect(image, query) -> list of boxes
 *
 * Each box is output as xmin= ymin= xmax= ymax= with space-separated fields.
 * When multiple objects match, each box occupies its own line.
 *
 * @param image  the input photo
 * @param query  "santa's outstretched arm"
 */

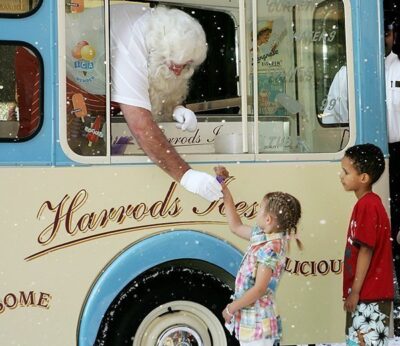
xmin=120 ymin=103 xmax=222 ymax=202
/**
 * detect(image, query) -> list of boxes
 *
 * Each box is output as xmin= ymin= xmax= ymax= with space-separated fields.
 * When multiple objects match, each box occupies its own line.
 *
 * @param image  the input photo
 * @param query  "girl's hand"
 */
xmin=222 ymin=304 xmax=234 ymax=323
xmin=214 ymin=165 xmax=230 ymax=183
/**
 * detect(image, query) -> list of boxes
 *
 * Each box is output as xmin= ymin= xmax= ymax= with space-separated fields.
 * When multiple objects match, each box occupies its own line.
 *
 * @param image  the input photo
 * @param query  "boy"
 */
xmin=340 ymin=143 xmax=394 ymax=345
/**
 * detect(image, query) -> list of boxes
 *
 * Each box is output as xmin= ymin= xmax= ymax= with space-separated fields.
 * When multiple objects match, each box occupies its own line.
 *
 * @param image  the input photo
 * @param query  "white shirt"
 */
xmin=65 ymin=4 xmax=152 ymax=111
xmin=385 ymin=51 xmax=400 ymax=143
xmin=322 ymin=65 xmax=348 ymax=124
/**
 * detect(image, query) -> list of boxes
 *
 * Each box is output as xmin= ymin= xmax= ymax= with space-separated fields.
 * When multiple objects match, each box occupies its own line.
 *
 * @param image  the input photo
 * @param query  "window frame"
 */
xmin=58 ymin=0 xmax=111 ymax=164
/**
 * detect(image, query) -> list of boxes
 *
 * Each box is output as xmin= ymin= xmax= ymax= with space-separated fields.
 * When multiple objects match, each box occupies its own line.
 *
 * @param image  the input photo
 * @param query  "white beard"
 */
xmin=148 ymin=60 xmax=194 ymax=121
xmin=143 ymin=6 xmax=207 ymax=122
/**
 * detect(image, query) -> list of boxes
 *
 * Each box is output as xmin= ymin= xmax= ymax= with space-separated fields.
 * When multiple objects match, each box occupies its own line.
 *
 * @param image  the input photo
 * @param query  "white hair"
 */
xmin=144 ymin=6 xmax=207 ymax=120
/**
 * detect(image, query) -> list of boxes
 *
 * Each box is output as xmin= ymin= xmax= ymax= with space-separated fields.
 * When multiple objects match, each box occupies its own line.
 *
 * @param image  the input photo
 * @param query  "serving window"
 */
xmin=254 ymin=0 xmax=350 ymax=154
xmin=64 ymin=0 xmax=108 ymax=157
xmin=61 ymin=0 xmax=352 ymax=162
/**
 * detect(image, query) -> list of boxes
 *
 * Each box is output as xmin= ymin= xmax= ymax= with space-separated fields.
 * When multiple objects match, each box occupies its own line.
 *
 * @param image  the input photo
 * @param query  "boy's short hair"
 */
xmin=344 ymin=143 xmax=385 ymax=184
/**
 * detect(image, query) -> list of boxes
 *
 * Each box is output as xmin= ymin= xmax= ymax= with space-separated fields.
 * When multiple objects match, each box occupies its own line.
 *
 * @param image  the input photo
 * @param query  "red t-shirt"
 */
xmin=343 ymin=192 xmax=394 ymax=301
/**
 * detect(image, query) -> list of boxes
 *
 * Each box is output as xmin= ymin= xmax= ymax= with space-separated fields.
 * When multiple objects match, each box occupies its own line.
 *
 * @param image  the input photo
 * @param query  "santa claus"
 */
xmin=66 ymin=4 xmax=207 ymax=130
xmin=64 ymin=3 xmax=222 ymax=201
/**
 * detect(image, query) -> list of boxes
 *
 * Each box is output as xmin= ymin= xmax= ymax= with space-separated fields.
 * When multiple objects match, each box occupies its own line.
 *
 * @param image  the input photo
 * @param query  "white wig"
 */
xmin=144 ymin=6 xmax=208 ymax=120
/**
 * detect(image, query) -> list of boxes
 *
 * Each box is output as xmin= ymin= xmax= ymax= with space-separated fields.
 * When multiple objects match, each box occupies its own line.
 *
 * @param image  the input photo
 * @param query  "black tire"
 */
xmin=95 ymin=265 xmax=239 ymax=346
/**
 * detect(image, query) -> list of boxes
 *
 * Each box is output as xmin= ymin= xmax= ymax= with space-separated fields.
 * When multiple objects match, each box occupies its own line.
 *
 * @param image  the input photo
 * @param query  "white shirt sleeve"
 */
xmin=386 ymin=52 xmax=400 ymax=143
xmin=322 ymin=66 xmax=348 ymax=124
xmin=110 ymin=4 xmax=152 ymax=111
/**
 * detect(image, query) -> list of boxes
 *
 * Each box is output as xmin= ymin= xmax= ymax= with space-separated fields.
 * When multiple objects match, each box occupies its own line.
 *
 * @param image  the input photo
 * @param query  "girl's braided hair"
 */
xmin=263 ymin=192 xmax=303 ymax=249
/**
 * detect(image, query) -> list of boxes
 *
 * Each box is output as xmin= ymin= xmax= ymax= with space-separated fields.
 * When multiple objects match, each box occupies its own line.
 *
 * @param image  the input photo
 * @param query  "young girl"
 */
xmin=215 ymin=166 xmax=302 ymax=346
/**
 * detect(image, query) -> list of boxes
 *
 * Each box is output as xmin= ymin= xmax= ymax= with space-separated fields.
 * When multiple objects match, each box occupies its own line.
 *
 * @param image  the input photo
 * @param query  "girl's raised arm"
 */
xmin=222 ymin=184 xmax=252 ymax=240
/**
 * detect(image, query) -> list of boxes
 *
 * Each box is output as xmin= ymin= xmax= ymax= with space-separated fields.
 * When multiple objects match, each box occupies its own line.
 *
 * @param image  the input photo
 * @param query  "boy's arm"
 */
xmin=222 ymin=264 xmax=272 ymax=323
xmin=343 ymin=244 xmax=373 ymax=312
xmin=222 ymin=184 xmax=252 ymax=240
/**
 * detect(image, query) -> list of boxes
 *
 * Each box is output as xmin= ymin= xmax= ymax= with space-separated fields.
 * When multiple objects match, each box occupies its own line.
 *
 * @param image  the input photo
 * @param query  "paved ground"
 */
xmin=314 ymin=340 xmax=400 ymax=345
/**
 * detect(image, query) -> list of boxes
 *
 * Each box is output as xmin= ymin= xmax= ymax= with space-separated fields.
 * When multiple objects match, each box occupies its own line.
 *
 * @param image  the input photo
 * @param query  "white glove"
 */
xmin=172 ymin=106 xmax=197 ymax=132
xmin=180 ymin=169 xmax=223 ymax=202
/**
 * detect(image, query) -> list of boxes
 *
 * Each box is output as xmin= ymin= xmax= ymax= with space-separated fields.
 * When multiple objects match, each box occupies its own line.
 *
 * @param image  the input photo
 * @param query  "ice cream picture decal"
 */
xmin=72 ymin=40 xmax=96 ymax=79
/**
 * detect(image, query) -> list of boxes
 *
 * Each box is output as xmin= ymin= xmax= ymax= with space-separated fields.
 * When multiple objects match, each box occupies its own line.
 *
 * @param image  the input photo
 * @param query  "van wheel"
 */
xmin=133 ymin=300 xmax=224 ymax=345
xmin=95 ymin=266 xmax=239 ymax=346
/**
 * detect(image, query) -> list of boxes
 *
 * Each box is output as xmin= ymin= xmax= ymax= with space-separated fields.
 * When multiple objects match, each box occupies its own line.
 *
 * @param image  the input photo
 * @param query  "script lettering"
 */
xmin=285 ymin=258 xmax=343 ymax=276
xmin=192 ymin=178 xmax=258 ymax=219
xmin=36 ymin=184 xmax=182 ymax=245
xmin=0 ymin=291 xmax=52 ymax=314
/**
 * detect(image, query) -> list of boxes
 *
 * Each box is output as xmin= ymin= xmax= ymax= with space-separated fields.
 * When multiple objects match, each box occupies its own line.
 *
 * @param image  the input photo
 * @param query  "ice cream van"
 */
xmin=0 ymin=0 xmax=393 ymax=345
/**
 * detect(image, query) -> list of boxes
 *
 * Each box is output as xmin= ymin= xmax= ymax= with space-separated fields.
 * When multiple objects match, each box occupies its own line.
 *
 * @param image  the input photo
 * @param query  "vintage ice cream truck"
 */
xmin=0 ymin=0 xmax=391 ymax=345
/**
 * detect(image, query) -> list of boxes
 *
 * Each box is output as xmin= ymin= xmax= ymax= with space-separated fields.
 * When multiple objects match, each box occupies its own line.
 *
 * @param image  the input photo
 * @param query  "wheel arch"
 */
xmin=77 ymin=230 xmax=242 ymax=346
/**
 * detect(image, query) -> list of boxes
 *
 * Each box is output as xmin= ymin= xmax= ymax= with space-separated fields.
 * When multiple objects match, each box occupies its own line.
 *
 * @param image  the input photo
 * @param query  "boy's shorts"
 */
xmin=345 ymin=300 xmax=391 ymax=346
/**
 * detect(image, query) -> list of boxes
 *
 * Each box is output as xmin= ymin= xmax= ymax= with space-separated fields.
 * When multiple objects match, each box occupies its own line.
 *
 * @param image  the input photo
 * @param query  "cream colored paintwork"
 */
xmin=0 ymin=161 xmax=389 ymax=344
